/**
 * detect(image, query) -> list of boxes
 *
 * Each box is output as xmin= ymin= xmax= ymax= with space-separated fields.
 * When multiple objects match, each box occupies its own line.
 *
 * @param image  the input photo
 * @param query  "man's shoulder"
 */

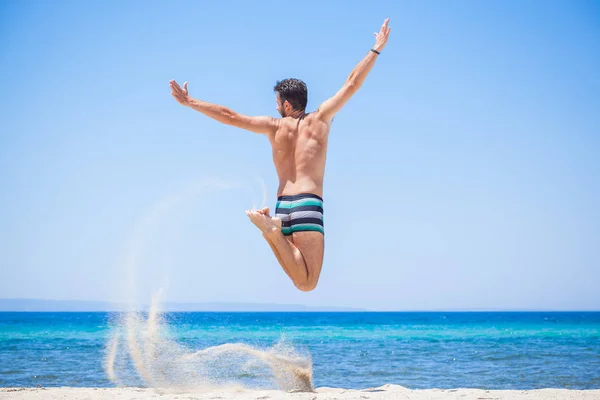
xmin=272 ymin=112 xmax=329 ymax=129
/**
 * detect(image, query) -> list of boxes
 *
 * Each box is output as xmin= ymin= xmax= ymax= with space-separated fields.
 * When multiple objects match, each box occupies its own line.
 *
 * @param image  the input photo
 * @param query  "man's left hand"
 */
xmin=170 ymin=80 xmax=191 ymax=106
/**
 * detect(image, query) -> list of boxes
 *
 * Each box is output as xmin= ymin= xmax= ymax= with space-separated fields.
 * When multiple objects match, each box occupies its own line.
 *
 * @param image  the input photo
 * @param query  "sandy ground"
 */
xmin=1 ymin=385 xmax=599 ymax=400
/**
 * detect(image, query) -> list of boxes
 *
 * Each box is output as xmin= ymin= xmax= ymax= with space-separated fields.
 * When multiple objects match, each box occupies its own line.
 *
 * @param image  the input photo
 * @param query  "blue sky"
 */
xmin=1 ymin=0 xmax=598 ymax=310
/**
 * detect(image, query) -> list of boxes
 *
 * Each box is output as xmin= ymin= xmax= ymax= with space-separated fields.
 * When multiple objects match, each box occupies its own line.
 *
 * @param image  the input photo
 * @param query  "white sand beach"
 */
xmin=2 ymin=385 xmax=599 ymax=400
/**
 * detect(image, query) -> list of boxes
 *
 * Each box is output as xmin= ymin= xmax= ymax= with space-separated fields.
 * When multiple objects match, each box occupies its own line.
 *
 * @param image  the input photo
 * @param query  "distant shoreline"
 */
xmin=0 ymin=298 xmax=364 ymax=312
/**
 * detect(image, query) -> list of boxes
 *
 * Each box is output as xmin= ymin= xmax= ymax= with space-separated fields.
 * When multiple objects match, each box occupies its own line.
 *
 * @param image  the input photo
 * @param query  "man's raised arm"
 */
xmin=316 ymin=18 xmax=391 ymax=123
xmin=170 ymin=80 xmax=278 ymax=135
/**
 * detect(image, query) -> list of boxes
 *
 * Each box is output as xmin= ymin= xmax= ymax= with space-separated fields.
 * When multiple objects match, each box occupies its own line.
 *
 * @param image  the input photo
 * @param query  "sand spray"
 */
xmin=103 ymin=177 xmax=313 ymax=392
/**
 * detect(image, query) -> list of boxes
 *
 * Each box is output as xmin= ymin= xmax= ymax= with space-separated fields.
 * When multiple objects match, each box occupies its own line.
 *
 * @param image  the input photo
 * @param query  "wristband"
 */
xmin=370 ymin=48 xmax=380 ymax=55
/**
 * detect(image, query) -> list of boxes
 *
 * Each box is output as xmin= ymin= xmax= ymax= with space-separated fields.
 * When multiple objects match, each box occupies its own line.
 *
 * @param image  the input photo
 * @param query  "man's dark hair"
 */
xmin=274 ymin=78 xmax=308 ymax=111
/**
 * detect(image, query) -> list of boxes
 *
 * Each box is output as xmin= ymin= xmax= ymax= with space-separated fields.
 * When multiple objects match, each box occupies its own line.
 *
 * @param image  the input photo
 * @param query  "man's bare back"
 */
xmin=170 ymin=18 xmax=391 ymax=291
xmin=269 ymin=113 xmax=329 ymax=198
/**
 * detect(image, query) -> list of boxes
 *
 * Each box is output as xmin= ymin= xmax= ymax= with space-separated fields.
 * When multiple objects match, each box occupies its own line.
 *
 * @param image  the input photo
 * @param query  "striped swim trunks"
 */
xmin=275 ymin=193 xmax=324 ymax=236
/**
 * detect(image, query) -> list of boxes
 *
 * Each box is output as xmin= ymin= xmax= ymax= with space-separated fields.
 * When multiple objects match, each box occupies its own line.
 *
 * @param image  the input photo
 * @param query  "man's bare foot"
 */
xmin=246 ymin=209 xmax=282 ymax=235
xmin=256 ymin=207 xmax=271 ymax=217
xmin=253 ymin=207 xmax=282 ymax=230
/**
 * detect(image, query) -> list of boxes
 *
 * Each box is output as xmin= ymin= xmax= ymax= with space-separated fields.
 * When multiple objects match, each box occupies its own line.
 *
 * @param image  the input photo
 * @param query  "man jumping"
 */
xmin=170 ymin=18 xmax=391 ymax=292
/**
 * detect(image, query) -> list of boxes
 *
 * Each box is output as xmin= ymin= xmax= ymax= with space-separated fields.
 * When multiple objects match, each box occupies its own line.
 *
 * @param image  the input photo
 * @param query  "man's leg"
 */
xmin=262 ymin=232 xmax=307 ymax=286
xmin=290 ymin=230 xmax=324 ymax=291
xmin=246 ymin=208 xmax=323 ymax=291
xmin=254 ymin=208 xmax=299 ymax=279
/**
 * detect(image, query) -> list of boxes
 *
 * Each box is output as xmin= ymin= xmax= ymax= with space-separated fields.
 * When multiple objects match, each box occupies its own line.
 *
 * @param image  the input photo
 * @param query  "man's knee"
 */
xmin=295 ymin=279 xmax=318 ymax=292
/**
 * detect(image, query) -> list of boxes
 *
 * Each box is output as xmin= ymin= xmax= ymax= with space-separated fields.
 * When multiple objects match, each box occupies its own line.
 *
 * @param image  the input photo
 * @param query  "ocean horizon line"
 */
xmin=0 ymin=298 xmax=598 ymax=313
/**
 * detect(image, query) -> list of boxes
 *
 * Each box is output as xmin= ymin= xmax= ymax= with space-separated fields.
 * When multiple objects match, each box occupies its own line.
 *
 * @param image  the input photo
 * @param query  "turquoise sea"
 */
xmin=0 ymin=312 xmax=599 ymax=389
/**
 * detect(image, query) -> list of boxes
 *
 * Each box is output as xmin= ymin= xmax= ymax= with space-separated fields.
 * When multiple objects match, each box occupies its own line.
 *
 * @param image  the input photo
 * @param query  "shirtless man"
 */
xmin=170 ymin=18 xmax=391 ymax=292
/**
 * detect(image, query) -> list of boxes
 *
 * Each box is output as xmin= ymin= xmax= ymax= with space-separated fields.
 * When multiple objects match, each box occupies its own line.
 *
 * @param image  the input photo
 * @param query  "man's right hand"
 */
xmin=373 ymin=18 xmax=391 ymax=53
